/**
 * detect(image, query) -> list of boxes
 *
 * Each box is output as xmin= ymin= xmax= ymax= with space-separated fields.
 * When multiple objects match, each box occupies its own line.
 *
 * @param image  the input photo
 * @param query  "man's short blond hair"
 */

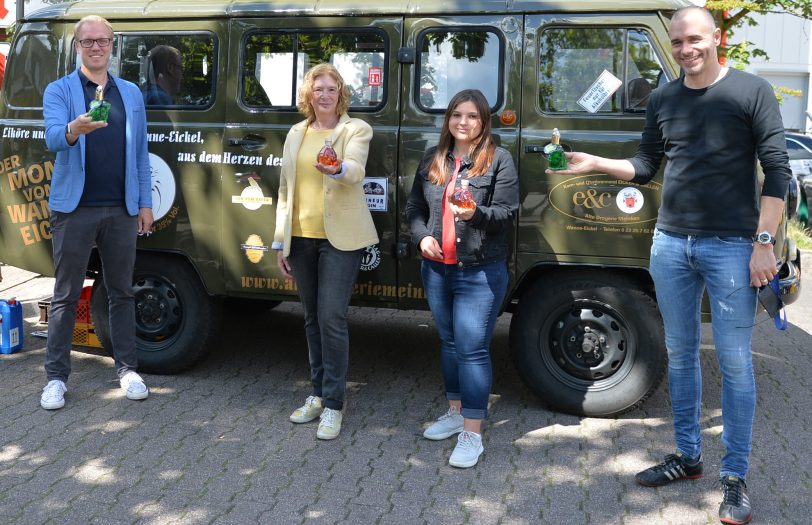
xmin=75 ymin=15 xmax=114 ymax=39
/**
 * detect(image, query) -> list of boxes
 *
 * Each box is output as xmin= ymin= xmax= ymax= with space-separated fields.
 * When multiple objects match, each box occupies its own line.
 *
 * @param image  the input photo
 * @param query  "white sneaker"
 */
xmin=316 ymin=408 xmax=342 ymax=440
xmin=290 ymin=395 xmax=323 ymax=423
xmin=449 ymin=430 xmax=484 ymax=468
xmin=423 ymin=405 xmax=464 ymax=440
xmin=41 ymin=380 xmax=67 ymax=410
xmin=120 ymin=371 xmax=149 ymax=400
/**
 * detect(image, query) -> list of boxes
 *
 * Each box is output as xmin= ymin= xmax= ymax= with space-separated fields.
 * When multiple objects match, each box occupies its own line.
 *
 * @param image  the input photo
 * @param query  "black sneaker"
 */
xmin=635 ymin=452 xmax=703 ymax=487
xmin=718 ymin=476 xmax=753 ymax=525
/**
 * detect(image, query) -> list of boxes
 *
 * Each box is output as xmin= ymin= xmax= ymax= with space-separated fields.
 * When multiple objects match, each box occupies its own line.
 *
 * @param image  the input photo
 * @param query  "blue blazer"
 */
xmin=43 ymin=70 xmax=152 ymax=215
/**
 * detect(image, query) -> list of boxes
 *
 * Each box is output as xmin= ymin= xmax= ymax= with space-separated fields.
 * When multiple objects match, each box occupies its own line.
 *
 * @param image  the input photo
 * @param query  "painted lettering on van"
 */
xmin=174 ymin=150 xmax=282 ymax=166
xmin=239 ymin=274 xmax=425 ymax=300
xmin=3 ymin=155 xmax=55 ymax=246
xmin=2 ymin=126 xmax=45 ymax=140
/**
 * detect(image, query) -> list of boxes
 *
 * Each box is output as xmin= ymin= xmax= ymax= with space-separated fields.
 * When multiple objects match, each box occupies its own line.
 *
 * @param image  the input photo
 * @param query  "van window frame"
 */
xmin=414 ymin=25 xmax=505 ymax=114
xmin=238 ymin=27 xmax=390 ymax=113
xmin=5 ymin=31 xmax=61 ymax=110
xmin=535 ymin=25 xmax=671 ymax=117
xmin=69 ymin=30 xmax=219 ymax=111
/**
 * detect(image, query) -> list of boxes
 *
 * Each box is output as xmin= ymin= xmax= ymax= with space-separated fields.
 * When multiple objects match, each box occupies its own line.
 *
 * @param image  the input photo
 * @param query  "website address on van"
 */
xmin=240 ymin=276 xmax=426 ymax=300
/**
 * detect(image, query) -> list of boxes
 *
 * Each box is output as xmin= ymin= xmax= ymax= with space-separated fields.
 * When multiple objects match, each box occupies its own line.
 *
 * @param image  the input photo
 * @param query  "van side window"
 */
xmin=417 ymin=29 xmax=502 ymax=111
xmin=538 ymin=28 xmax=667 ymax=114
xmin=115 ymin=33 xmax=216 ymax=109
xmin=5 ymin=33 xmax=59 ymax=109
xmin=242 ymin=31 xmax=387 ymax=111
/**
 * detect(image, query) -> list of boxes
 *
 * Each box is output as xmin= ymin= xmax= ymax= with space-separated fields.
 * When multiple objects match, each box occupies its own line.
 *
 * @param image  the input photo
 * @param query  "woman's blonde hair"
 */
xmin=297 ymin=63 xmax=351 ymax=120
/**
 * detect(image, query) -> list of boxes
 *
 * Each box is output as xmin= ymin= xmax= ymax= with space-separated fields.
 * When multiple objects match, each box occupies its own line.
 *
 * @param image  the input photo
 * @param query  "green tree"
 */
xmin=706 ymin=1 xmax=812 ymax=64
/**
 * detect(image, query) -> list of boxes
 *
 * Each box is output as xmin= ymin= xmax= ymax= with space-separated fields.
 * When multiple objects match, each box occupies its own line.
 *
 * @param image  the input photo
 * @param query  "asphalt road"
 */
xmin=0 ymin=253 xmax=810 ymax=524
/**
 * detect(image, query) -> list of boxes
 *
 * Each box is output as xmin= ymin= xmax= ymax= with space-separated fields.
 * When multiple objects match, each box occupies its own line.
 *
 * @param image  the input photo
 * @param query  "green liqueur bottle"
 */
xmin=87 ymin=85 xmax=111 ymax=122
xmin=544 ymin=127 xmax=568 ymax=171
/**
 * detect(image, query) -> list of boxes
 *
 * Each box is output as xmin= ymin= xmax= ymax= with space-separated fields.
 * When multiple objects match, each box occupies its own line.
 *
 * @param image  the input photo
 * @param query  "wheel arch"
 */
xmin=507 ymin=262 xmax=656 ymax=311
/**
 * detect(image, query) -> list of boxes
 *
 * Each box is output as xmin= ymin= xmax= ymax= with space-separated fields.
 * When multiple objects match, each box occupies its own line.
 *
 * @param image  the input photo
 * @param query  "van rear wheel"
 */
xmin=90 ymin=254 xmax=220 ymax=374
xmin=509 ymin=272 xmax=666 ymax=417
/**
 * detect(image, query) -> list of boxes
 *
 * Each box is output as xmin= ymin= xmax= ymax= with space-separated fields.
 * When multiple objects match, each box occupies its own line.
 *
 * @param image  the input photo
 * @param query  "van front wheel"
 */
xmin=509 ymin=272 xmax=666 ymax=417
xmin=90 ymin=254 xmax=220 ymax=374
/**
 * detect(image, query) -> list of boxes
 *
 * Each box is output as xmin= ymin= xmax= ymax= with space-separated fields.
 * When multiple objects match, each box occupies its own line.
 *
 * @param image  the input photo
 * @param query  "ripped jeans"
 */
xmin=649 ymin=228 xmax=758 ymax=479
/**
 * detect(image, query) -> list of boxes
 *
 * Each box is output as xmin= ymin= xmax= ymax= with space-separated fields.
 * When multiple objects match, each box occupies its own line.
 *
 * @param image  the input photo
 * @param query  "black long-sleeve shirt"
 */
xmin=628 ymin=68 xmax=791 ymax=237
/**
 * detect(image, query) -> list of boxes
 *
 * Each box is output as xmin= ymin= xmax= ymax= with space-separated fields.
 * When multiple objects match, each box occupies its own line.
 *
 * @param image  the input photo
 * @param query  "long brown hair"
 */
xmin=428 ymin=89 xmax=495 ymax=185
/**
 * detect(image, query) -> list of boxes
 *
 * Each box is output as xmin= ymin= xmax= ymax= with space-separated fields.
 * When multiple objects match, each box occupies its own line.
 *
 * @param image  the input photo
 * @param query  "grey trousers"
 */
xmin=287 ymin=237 xmax=363 ymax=411
xmin=45 ymin=206 xmax=138 ymax=382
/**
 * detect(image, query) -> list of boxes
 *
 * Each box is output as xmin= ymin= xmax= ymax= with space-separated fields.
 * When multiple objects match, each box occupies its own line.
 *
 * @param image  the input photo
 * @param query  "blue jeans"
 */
xmin=287 ymin=237 xmax=363 ymax=411
xmin=421 ymin=259 xmax=508 ymax=420
xmin=649 ymin=228 xmax=758 ymax=479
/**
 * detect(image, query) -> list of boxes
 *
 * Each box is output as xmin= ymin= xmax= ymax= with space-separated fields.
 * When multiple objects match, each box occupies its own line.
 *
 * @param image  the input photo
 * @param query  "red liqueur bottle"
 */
xmin=449 ymin=179 xmax=475 ymax=210
xmin=317 ymin=138 xmax=340 ymax=168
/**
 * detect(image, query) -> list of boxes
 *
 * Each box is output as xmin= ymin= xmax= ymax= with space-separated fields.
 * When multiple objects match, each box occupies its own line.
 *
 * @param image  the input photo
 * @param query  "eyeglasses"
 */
xmin=77 ymin=38 xmax=113 ymax=48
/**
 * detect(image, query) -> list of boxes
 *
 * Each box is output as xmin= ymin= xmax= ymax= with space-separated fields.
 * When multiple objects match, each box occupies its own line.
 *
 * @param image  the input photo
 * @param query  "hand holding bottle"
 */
xmin=315 ymin=138 xmax=342 ymax=175
xmin=68 ymin=114 xmax=107 ymax=137
xmin=448 ymin=178 xmax=476 ymax=220
xmin=545 ymin=151 xmax=597 ymax=175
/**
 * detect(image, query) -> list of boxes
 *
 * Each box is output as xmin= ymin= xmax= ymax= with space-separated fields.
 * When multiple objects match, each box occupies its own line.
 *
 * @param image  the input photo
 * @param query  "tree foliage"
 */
xmin=705 ymin=0 xmax=812 ymax=64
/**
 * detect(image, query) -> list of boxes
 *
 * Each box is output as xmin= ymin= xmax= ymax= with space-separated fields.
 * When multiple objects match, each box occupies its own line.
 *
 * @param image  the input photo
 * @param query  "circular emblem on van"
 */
xmin=149 ymin=153 xmax=177 ymax=221
xmin=360 ymin=244 xmax=381 ymax=272
xmin=616 ymin=187 xmax=644 ymax=214
xmin=241 ymin=234 xmax=268 ymax=264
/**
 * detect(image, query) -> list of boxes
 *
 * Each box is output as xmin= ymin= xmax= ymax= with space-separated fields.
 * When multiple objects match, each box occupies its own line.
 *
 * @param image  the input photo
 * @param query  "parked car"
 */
xmin=786 ymin=132 xmax=812 ymax=226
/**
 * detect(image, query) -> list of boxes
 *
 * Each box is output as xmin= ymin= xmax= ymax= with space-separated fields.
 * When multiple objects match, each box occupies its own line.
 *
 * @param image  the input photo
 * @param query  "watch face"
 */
xmin=757 ymin=232 xmax=773 ymax=244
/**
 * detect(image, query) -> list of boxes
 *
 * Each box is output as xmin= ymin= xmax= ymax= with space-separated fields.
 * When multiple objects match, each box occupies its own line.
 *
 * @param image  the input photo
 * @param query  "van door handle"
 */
xmin=229 ymin=134 xmax=266 ymax=151
xmin=525 ymin=144 xmax=544 ymax=154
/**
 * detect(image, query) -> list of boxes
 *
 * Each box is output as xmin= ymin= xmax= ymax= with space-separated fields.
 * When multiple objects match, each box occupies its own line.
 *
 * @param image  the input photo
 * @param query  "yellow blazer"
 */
xmin=273 ymin=113 xmax=379 ymax=257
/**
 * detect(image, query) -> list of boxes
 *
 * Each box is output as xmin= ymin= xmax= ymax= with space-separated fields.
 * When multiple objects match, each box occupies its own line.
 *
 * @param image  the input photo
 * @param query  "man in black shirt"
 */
xmin=551 ymin=7 xmax=790 ymax=525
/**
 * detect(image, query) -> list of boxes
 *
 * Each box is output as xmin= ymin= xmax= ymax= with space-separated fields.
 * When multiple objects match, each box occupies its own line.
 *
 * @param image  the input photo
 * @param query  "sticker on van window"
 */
xmin=368 ymin=67 xmax=383 ymax=87
xmin=577 ymin=70 xmax=623 ymax=113
xmin=363 ymin=177 xmax=387 ymax=212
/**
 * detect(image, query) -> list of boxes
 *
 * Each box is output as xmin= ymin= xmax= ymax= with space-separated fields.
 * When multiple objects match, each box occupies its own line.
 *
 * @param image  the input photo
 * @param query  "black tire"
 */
xmin=509 ymin=271 xmax=666 ymax=417
xmin=91 ymin=253 xmax=221 ymax=374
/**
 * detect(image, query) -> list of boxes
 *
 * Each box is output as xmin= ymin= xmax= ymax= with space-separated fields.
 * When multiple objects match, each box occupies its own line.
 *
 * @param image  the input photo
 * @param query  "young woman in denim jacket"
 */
xmin=405 ymin=89 xmax=519 ymax=468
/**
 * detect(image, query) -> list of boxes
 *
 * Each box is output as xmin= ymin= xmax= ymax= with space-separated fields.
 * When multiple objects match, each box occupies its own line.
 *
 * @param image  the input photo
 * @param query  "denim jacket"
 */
xmin=405 ymin=146 xmax=519 ymax=267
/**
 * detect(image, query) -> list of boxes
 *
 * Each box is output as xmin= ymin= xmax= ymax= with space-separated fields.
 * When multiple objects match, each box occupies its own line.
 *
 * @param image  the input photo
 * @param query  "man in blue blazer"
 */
xmin=40 ymin=15 xmax=153 ymax=410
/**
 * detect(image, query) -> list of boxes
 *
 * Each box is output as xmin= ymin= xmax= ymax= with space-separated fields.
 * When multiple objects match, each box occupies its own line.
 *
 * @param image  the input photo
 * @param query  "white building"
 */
xmin=690 ymin=1 xmax=811 ymax=132
xmin=732 ymin=11 xmax=812 ymax=132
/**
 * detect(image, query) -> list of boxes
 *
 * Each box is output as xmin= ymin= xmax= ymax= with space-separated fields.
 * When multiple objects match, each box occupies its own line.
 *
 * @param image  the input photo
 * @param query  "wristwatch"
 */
xmin=755 ymin=231 xmax=776 ymax=246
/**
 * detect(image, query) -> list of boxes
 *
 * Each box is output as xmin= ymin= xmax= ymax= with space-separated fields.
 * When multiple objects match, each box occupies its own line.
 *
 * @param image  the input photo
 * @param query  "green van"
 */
xmin=0 ymin=0 xmax=801 ymax=416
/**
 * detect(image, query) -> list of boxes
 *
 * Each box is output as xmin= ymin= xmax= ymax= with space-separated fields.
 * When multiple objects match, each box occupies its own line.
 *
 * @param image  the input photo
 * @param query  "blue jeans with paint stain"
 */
xmin=421 ymin=259 xmax=508 ymax=420
xmin=649 ymin=228 xmax=758 ymax=479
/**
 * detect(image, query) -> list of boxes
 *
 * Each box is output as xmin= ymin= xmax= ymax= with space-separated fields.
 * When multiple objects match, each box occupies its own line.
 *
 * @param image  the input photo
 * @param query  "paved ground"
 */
xmin=0 ymin=254 xmax=810 ymax=525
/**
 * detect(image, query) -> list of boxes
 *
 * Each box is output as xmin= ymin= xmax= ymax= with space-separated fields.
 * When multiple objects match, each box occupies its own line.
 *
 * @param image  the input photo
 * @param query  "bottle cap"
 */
xmin=551 ymin=128 xmax=561 ymax=145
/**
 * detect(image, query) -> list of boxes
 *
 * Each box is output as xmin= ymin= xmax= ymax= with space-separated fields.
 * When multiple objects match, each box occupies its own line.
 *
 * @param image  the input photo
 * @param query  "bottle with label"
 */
xmin=449 ymin=179 xmax=475 ymax=211
xmin=317 ymin=138 xmax=340 ymax=168
xmin=543 ymin=127 xmax=568 ymax=171
xmin=87 ymin=85 xmax=111 ymax=122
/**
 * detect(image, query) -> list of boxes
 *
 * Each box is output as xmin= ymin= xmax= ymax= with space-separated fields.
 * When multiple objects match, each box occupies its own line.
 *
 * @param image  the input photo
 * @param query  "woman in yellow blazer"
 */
xmin=272 ymin=63 xmax=378 ymax=440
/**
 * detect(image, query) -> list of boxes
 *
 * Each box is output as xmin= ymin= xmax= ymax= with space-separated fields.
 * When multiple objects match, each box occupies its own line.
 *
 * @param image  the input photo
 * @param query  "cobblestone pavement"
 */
xmin=0 ymin=254 xmax=810 ymax=525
